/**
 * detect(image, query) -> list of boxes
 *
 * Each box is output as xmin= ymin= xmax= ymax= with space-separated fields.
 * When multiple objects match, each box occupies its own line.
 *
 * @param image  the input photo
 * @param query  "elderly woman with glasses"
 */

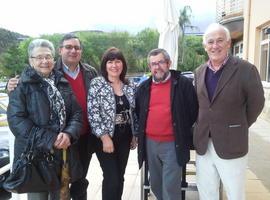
xmin=7 ymin=39 xmax=83 ymax=200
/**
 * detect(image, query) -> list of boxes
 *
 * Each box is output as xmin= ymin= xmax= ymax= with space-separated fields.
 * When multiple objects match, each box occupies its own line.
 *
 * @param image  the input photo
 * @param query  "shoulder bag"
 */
xmin=3 ymin=129 xmax=60 ymax=193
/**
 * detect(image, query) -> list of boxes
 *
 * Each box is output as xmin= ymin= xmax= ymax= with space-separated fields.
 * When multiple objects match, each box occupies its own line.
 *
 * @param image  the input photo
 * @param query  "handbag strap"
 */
xmin=23 ymin=127 xmax=38 ymax=154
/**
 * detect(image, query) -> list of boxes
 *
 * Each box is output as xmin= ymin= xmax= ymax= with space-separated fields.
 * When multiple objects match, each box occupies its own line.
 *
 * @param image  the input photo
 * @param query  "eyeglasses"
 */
xmin=31 ymin=55 xmax=54 ymax=61
xmin=150 ymin=60 xmax=167 ymax=67
xmin=61 ymin=45 xmax=81 ymax=51
xmin=206 ymin=38 xmax=226 ymax=46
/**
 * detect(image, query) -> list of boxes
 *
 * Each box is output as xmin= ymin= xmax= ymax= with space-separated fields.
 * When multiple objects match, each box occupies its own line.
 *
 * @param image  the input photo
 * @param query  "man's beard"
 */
xmin=153 ymin=71 xmax=170 ymax=82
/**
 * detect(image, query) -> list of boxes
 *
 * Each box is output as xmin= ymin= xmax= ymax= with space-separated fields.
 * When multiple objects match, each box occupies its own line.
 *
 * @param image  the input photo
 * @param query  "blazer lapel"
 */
xmin=197 ymin=64 xmax=209 ymax=100
xmin=211 ymin=57 xmax=238 ymax=103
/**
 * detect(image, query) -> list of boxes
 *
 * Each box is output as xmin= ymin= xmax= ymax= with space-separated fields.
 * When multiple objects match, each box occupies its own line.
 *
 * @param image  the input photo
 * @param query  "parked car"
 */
xmin=181 ymin=71 xmax=194 ymax=83
xmin=129 ymin=75 xmax=148 ymax=86
xmin=0 ymin=82 xmax=6 ymax=91
xmin=0 ymin=141 xmax=9 ymax=188
xmin=0 ymin=96 xmax=10 ymax=190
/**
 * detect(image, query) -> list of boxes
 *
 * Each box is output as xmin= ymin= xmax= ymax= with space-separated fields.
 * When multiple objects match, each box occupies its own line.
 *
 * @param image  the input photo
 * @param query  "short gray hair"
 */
xmin=147 ymin=48 xmax=171 ymax=65
xmin=28 ymin=39 xmax=55 ymax=57
xmin=203 ymin=23 xmax=231 ymax=45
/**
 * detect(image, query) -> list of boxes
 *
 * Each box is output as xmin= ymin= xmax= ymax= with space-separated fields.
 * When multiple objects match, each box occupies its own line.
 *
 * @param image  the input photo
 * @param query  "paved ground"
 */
xmin=86 ymin=118 xmax=270 ymax=200
xmin=3 ymin=117 xmax=270 ymax=200
xmin=245 ymin=118 xmax=270 ymax=200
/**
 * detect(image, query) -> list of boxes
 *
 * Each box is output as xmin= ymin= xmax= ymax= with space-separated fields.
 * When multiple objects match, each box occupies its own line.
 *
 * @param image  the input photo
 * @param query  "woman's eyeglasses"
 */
xmin=31 ymin=55 xmax=54 ymax=61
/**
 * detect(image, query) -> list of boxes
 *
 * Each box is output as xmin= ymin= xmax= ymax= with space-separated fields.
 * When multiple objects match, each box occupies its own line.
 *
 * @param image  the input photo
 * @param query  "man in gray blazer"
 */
xmin=194 ymin=23 xmax=265 ymax=200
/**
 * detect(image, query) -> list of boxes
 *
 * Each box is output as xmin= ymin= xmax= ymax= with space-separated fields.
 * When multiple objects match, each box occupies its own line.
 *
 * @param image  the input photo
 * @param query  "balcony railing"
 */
xmin=216 ymin=0 xmax=244 ymax=22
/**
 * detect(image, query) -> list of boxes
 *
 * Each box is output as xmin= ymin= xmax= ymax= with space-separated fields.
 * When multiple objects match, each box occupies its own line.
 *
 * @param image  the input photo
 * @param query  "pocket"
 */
xmin=227 ymin=124 xmax=248 ymax=154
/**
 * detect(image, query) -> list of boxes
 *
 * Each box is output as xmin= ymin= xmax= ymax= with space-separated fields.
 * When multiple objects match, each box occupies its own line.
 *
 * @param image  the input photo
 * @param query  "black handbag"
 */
xmin=3 ymin=130 xmax=61 ymax=193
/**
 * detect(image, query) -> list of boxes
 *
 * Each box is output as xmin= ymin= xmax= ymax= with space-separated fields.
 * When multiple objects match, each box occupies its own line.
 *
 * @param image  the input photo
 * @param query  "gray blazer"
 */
xmin=194 ymin=56 xmax=265 ymax=159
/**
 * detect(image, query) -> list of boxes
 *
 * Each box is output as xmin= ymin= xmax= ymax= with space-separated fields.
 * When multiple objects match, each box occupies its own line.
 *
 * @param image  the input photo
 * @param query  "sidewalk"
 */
xmin=86 ymin=117 xmax=270 ymax=200
xmin=244 ymin=118 xmax=270 ymax=200
xmin=87 ymin=149 xmax=141 ymax=200
xmin=5 ymin=118 xmax=270 ymax=200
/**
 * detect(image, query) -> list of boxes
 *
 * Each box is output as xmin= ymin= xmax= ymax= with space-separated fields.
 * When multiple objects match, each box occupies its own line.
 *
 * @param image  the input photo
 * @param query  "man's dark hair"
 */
xmin=59 ymin=33 xmax=82 ymax=47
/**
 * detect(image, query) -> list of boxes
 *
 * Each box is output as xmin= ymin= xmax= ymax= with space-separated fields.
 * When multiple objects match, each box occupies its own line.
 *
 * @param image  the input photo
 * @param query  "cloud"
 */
xmin=0 ymin=0 xmax=215 ymax=36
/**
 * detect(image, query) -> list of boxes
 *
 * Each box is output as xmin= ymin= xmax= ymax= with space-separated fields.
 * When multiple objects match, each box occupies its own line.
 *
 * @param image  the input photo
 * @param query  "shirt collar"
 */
xmin=62 ymin=61 xmax=80 ymax=79
xmin=207 ymin=55 xmax=229 ymax=73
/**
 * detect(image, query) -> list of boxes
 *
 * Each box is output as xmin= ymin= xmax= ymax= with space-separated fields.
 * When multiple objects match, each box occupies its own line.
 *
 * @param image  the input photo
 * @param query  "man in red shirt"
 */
xmin=136 ymin=48 xmax=198 ymax=200
xmin=56 ymin=34 xmax=97 ymax=200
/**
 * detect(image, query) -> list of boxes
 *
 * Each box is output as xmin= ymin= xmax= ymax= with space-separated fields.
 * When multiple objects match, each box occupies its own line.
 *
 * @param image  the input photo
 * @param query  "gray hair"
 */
xmin=203 ymin=23 xmax=231 ymax=45
xmin=28 ymin=39 xmax=55 ymax=57
xmin=147 ymin=48 xmax=171 ymax=65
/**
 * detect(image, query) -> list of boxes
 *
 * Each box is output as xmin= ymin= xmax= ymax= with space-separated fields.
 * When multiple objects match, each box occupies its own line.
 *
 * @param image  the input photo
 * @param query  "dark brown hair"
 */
xmin=59 ymin=33 xmax=82 ymax=48
xmin=100 ymin=47 xmax=128 ymax=84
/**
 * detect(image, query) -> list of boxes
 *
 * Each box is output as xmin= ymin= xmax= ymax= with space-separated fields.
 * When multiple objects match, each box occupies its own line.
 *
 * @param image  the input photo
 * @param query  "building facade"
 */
xmin=217 ymin=0 xmax=270 ymax=120
xmin=216 ymin=0 xmax=244 ymax=58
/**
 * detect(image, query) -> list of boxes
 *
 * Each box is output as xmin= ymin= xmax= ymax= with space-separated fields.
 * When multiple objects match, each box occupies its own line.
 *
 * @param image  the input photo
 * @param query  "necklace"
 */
xmin=118 ymin=95 xmax=123 ymax=105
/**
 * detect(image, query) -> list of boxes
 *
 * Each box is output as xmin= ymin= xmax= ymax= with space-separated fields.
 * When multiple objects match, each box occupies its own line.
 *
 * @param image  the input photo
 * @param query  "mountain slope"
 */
xmin=0 ymin=28 xmax=28 ymax=54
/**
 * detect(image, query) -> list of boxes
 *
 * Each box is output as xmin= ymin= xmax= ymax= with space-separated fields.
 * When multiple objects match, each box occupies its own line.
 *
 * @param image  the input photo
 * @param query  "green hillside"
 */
xmin=0 ymin=28 xmax=28 ymax=54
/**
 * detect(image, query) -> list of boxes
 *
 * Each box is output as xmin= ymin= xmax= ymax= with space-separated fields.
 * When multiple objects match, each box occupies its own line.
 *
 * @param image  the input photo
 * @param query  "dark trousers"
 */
xmin=27 ymin=191 xmax=59 ymax=200
xmin=96 ymin=125 xmax=132 ymax=200
xmin=70 ymin=134 xmax=96 ymax=200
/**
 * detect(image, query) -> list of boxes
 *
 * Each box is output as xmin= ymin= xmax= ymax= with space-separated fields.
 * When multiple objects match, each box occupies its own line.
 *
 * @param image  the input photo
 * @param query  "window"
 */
xmin=262 ymin=27 xmax=269 ymax=40
xmin=233 ymin=41 xmax=243 ymax=58
xmin=260 ymin=26 xmax=270 ymax=82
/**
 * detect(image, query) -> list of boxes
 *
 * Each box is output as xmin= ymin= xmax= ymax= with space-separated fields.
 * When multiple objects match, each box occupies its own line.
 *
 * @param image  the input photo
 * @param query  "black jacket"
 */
xmin=55 ymin=58 xmax=98 ymax=95
xmin=55 ymin=59 xmax=98 ymax=153
xmin=135 ymin=70 xmax=198 ymax=168
xmin=7 ymin=66 xmax=83 ymax=182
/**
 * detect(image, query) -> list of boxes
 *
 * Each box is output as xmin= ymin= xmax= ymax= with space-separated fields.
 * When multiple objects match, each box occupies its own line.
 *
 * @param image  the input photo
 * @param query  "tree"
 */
xmin=78 ymin=31 xmax=112 ymax=70
xmin=0 ymin=44 xmax=27 ymax=77
xmin=132 ymin=28 xmax=159 ymax=72
xmin=0 ymin=28 xmax=206 ymax=77
xmin=40 ymin=33 xmax=64 ymax=57
xmin=178 ymin=35 xmax=207 ymax=72
xmin=178 ymin=6 xmax=198 ymax=64
xmin=179 ymin=6 xmax=193 ymax=35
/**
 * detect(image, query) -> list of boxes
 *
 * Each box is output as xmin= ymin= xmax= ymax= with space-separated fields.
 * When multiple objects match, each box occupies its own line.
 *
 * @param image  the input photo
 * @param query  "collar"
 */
xmin=152 ymin=71 xmax=171 ymax=84
xmin=62 ymin=61 xmax=80 ymax=79
xmin=207 ymin=55 xmax=229 ymax=73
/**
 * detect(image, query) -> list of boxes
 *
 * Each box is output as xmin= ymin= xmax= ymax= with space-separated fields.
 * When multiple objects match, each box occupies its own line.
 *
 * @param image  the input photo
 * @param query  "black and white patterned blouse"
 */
xmin=87 ymin=76 xmax=136 ymax=138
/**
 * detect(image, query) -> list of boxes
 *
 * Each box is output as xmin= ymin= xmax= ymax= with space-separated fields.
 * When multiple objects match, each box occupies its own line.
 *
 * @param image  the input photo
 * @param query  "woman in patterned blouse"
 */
xmin=87 ymin=47 xmax=137 ymax=200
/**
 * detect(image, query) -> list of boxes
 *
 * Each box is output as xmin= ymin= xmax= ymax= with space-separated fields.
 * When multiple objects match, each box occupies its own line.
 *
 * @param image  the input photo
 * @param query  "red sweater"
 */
xmin=64 ymin=71 xmax=89 ymax=135
xmin=146 ymin=79 xmax=174 ymax=142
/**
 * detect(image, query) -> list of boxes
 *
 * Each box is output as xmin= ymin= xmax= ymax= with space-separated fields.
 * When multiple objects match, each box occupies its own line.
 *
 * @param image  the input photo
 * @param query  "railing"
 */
xmin=0 ymin=163 xmax=10 ymax=176
xmin=216 ymin=0 xmax=244 ymax=22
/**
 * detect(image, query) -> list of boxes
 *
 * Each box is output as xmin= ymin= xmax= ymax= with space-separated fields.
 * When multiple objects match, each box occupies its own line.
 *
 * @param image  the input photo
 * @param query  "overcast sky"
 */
xmin=0 ymin=0 xmax=216 ymax=37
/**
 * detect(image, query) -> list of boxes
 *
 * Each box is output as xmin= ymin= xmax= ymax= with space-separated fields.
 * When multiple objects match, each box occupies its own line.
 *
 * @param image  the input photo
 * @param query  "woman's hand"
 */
xmin=100 ymin=134 xmax=114 ymax=153
xmin=7 ymin=75 xmax=19 ymax=92
xmin=54 ymin=132 xmax=71 ymax=149
xmin=130 ymin=136 xmax=137 ymax=150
